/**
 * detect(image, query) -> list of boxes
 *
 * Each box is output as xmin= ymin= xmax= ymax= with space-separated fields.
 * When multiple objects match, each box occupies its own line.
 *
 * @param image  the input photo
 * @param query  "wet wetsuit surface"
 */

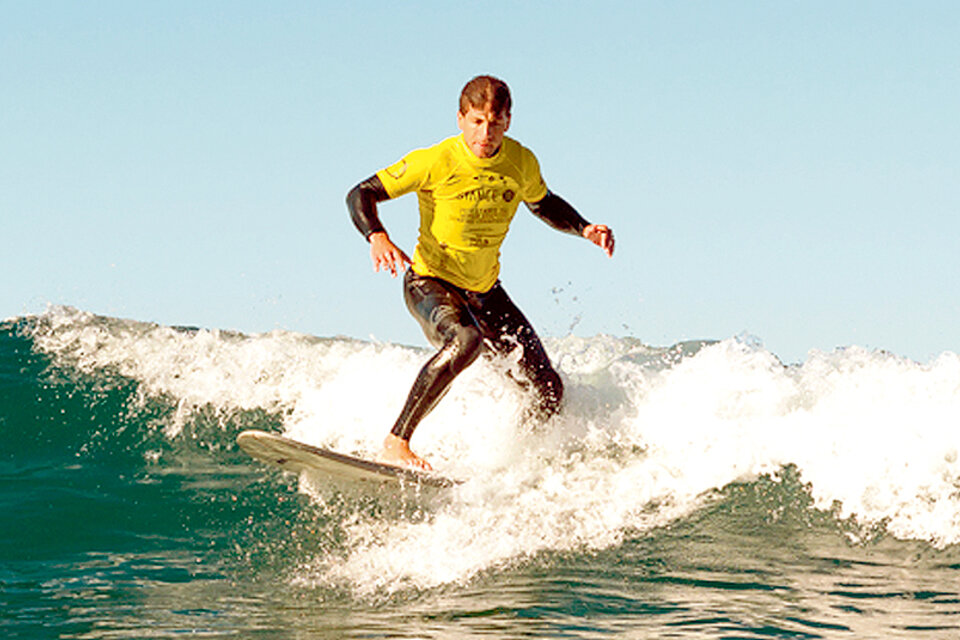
xmin=390 ymin=269 xmax=562 ymax=440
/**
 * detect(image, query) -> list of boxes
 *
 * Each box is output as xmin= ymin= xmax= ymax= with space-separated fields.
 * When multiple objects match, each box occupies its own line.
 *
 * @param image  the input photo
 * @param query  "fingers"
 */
xmin=597 ymin=226 xmax=614 ymax=257
xmin=387 ymin=252 xmax=411 ymax=276
xmin=584 ymin=224 xmax=615 ymax=257
xmin=370 ymin=235 xmax=411 ymax=277
xmin=374 ymin=249 xmax=408 ymax=276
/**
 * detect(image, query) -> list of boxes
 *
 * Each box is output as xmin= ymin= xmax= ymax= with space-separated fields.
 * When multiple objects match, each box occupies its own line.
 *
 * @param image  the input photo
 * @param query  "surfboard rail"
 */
xmin=236 ymin=430 xmax=460 ymax=489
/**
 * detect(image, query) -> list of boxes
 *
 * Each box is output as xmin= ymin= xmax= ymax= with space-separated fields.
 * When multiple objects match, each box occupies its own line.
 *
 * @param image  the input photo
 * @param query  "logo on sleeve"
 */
xmin=385 ymin=159 xmax=408 ymax=180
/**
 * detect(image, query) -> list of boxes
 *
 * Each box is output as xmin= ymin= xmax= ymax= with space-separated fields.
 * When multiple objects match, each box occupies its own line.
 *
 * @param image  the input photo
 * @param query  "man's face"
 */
xmin=457 ymin=104 xmax=511 ymax=158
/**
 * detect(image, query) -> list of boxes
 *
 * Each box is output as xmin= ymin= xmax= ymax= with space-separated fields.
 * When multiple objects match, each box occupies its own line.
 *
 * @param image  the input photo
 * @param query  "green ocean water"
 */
xmin=2 ymin=310 xmax=959 ymax=639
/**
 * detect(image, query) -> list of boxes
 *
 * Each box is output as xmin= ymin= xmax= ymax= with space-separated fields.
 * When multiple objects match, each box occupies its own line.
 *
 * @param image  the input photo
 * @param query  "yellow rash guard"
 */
xmin=376 ymin=134 xmax=549 ymax=293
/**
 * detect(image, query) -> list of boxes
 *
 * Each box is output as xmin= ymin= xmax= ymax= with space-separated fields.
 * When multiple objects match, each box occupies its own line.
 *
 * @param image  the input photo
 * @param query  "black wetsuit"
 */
xmin=348 ymin=174 xmax=590 ymax=441
xmin=393 ymin=269 xmax=563 ymax=439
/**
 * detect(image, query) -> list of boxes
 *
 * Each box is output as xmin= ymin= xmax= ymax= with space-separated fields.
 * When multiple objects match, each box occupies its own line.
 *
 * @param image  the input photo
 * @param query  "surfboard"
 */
xmin=236 ymin=430 xmax=460 ymax=490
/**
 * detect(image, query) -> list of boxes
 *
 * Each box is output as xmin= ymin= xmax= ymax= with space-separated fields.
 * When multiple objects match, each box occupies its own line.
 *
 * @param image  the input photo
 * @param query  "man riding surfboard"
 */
xmin=347 ymin=75 xmax=615 ymax=470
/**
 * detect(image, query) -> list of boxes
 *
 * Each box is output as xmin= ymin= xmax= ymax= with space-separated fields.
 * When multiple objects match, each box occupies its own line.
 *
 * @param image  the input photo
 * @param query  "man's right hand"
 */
xmin=369 ymin=232 xmax=411 ymax=277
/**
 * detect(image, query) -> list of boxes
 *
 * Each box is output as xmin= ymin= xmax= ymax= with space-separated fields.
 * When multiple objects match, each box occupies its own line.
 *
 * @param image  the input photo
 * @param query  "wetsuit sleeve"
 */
xmin=347 ymin=145 xmax=433 ymax=240
xmin=525 ymin=191 xmax=591 ymax=236
xmin=346 ymin=174 xmax=390 ymax=240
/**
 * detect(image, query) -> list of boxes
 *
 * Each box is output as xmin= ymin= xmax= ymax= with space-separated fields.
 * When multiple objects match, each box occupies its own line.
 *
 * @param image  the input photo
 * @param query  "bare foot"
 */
xmin=380 ymin=434 xmax=433 ymax=471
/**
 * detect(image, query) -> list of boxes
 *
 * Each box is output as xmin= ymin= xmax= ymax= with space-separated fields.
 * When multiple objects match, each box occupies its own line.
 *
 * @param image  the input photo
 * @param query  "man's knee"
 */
xmin=446 ymin=324 xmax=483 ymax=372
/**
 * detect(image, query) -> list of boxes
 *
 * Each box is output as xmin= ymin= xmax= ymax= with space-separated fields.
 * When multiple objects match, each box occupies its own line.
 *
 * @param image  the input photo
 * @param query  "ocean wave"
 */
xmin=5 ymin=306 xmax=960 ymax=593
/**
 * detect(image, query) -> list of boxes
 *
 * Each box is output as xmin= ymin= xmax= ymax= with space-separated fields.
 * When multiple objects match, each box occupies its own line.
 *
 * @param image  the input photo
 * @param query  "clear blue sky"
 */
xmin=2 ymin=1 xmax=958 ymax=364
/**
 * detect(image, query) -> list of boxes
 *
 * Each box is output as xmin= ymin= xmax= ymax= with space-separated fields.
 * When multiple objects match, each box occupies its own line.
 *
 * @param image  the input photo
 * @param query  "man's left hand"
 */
xmin=583 ymin=224 xmax=615 ymax=257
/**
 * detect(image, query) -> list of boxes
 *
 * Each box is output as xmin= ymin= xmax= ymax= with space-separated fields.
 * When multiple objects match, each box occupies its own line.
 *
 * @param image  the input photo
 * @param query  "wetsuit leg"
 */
xmin=390 ymin=271 xmax=483 ymax=441
xmin=471 ymin=284 xmax=564 ymax=419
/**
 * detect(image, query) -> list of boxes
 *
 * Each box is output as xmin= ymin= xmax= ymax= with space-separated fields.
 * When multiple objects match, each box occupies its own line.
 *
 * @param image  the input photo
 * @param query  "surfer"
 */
xmin=347 ymin=75 xmax=614 ymax=470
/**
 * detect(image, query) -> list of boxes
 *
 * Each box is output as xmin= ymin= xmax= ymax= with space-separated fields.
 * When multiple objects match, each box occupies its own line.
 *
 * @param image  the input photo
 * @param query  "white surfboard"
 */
xmin=236 ymin=430 xmax=459 ymax=490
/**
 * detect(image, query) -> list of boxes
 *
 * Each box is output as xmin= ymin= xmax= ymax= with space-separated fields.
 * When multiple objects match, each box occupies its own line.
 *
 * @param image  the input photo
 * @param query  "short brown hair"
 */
xmin=459 ymin=75 xmax=512 ymax=116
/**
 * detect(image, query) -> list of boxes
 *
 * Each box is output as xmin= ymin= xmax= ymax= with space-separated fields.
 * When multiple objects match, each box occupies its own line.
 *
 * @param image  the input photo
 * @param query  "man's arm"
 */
xmin=346 ymin=174 xmax=411 ymax=276
xmin=526 ymin=192 xmax=615 ymax=257
xmin=347 ymin=174 xmax=390 ymax=239
xmin=525 ymin=191 xmax=589 ymax=235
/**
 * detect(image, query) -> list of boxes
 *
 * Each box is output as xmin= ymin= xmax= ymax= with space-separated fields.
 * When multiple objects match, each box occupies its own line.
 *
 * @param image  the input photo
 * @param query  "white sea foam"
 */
xmin=25 ymin=306 xmax=960 ymax=593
